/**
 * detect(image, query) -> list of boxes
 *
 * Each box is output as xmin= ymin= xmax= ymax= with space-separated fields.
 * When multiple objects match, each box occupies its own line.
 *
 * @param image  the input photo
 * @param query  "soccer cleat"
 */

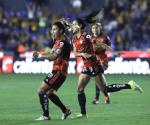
xmin=76 ymin=113 xmax=88 ymax=118
xmin=92 ymin=99 xmax=99 ymax=104
xmin=128 ymin=80 xmax=143 ymax=93
xmin=61 ymin=108 xmax=71 ymax=120
xmin=104 ymin=96 xmax=110 ymax=104
xmin=35 ymin=116 xmax=51 ymax=121
xmin=71 ymin=113 xmax=88 ymax=119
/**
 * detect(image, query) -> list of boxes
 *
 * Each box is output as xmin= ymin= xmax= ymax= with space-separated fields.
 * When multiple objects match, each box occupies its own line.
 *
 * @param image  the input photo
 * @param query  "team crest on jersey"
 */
xmin=60 ymin=42 xmax=64 ymax=46
xmin=86 ymin=35 xmax=91 ymax=39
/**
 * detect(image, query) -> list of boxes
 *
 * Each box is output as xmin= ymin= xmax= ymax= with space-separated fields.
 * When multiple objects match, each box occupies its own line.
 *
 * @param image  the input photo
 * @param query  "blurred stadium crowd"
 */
xmin=0 ymin=0 xmax=150 ymax=58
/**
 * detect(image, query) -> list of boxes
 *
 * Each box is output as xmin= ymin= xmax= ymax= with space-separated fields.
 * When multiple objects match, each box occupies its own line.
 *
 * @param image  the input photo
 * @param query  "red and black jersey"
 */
xmin=91 ymin=33 xmax=111 ymax=65
xmin=51 ymin=37 xmax=71 ymax=76
xmin=72 ymin=33 xmax=97 ymax=67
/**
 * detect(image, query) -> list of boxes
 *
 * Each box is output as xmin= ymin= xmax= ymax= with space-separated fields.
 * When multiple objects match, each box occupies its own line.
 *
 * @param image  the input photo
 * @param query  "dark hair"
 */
xmin=76 ymin=18 xmax=86 ymax=30
xmin=85 ymin=9 xmax=104 ymax=24
xmin=53 ymin=22 xmax=65 ymax=33
xmin=75 ymin=10 xmax=101 ymax=30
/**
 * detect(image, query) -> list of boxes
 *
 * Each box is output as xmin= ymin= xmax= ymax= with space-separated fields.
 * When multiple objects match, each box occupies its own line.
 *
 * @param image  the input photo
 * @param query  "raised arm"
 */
xmin=95 ymin=41 xmax=120 ymax=56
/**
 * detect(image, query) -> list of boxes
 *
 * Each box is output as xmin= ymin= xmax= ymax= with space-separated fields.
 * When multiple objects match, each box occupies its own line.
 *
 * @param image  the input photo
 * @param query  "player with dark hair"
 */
xmin=90 ymin=22 xmax=143 ymax=104
xmin=91 ymin=22 xmax=111 ymax=104
xmin=33 ymin=21 xmax=71 ymax=121
xmin=71 ymin=18 xmax=110 ymax=118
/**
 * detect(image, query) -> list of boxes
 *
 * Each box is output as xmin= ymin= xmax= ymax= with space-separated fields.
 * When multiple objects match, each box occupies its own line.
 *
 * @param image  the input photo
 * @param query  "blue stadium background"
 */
xmin=0 ymin=0 xmax=150 ymax=58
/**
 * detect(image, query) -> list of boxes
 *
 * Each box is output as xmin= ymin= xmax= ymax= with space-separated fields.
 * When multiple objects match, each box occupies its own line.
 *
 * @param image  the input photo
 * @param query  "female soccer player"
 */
xmin=91 ymin=22 xmax=111 ymax=104
xmin=71 ymin=18 xmax=109 ymax=117
xmin=90 ymin=22 xmax=143 ymax=104
xmin=33 ymin=22 xmax=71 ymax=121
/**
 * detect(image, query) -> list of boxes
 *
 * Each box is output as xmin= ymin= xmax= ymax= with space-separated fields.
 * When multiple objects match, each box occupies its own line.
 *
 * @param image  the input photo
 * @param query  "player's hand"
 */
xmin=82 ymin=53 xmax=92 ymax=59
xmin=33 ymin=51 xmax=39 ymax=59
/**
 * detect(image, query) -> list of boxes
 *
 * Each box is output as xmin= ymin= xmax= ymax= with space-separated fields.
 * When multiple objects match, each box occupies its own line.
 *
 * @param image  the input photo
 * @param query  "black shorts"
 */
xmin=81 ymin=66 xmax=97 ymax=76
xmin=43 ymin=70 xmax=66 ymax=91
xmin=81 ymin=65 xmax=104 ymax=76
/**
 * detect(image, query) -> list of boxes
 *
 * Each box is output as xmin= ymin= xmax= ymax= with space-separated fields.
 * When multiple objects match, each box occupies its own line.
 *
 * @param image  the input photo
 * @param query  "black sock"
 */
xmin=107 ymin=84 xmax=131 ymax=92
xmin=95 ymin=85 xmax=100 ymax=100
xmin=102 ymin=86 xmax=109 ymax=97
xmin=48 ymin=93 xmax=66 ymax=113
xmin=78 ymin=92 xmax=86 ymax=114
xmin=38 ymin=92 xmax=49 ymax=117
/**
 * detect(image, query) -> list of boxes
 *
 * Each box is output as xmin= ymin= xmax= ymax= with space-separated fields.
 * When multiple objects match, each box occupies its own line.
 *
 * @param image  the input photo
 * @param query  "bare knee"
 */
xmin=77 ymin=74 xmax=90 ymax=93
xmin=77 ymin=88 xmax=84 ymax=93
xmin=46 ymin=89 xmax=54 ymax=96
xmin=38 ymin=82 xmax=49 ymax=93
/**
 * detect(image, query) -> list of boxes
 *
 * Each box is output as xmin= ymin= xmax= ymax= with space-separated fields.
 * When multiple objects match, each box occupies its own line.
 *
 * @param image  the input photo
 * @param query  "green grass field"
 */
xmin=0 ymin=74 xmax=150 ymax=125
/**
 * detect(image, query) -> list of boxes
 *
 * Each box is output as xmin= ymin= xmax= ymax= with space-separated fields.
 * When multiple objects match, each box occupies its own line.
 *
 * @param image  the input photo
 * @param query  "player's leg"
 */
xmin=92 ymin=84 xmax=100 ymax=104
xmin=95 ymin=85 xmax=100 ymax=101
xmin=46 ymin=70 xmax=71 ymax=120
xmin=36 ymin=81 xmax=50 ymax=120
xmin=106 ymin=80 xmax=142 ymax=93
xmin=94 ymin=74 xmax=110 ymax=104
xmin=47 ymin=89 xmax=71 ymax=120
xmin=77 ymin=73 xmax=90 ymax=116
